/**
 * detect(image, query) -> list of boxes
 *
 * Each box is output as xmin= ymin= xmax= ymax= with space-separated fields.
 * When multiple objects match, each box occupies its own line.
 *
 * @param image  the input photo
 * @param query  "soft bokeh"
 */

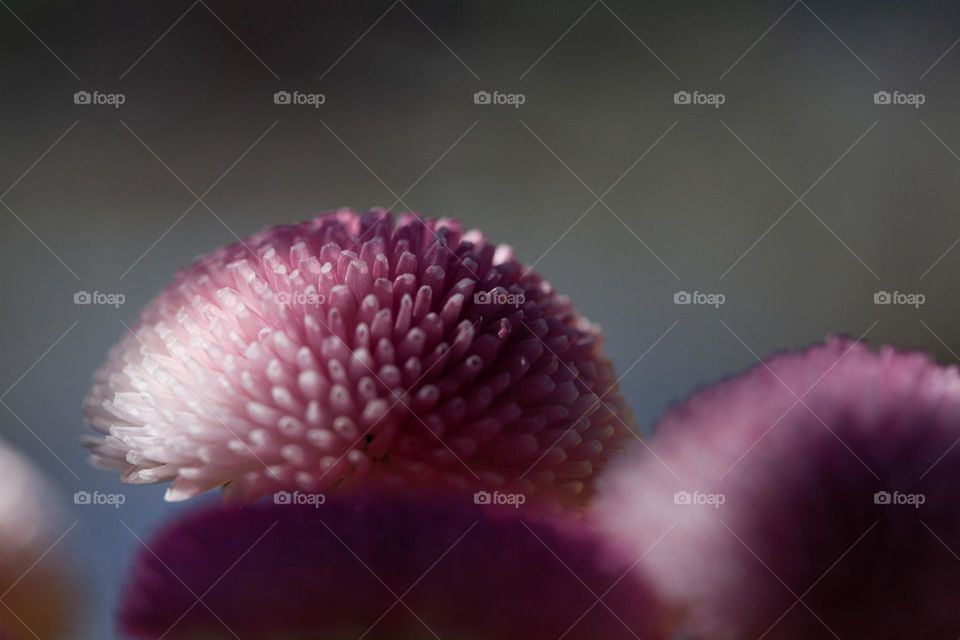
xmin=121 ymin=494 xmax=664 ymax=640
xmin=594 ymin=338 xmax=960 ymax=639
xmin=0 ymin=440 xmax=76 ymax=639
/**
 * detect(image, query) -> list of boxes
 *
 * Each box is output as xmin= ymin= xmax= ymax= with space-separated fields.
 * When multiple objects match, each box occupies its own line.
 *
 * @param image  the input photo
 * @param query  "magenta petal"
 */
xmin=594 ymin=337 xmax=960 ymax=640
xmin=121 ymin=495 xmax=664 ymax=639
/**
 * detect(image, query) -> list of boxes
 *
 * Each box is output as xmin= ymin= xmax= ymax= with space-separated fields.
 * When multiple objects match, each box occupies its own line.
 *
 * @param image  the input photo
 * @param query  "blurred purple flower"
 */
xmin=121 ymin=494 xmax=664 ymax=639
xmin=83 ymin=209 xmax=635 ymax=506
xmin=594 ymin=337 xmax=960 ymax=639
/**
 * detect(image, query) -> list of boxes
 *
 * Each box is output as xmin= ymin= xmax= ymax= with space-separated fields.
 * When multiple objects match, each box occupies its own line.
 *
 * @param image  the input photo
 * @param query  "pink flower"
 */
xmin=0 ymin=441 xmax=75 ymax=639
xmin=593 ymin=337 xmax=960 ymax=640
xmin=120 ymin=494 xmax=664 ymax=639
xmin=84 ymin=209 xmax=634 ymax=505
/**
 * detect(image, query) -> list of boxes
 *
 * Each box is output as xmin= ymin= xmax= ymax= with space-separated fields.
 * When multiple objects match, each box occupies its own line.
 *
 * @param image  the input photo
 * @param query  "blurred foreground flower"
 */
xmin=0 ymin=441 xmax=75 ymax=639
xmin=84 ymin=209 xmax=634 ymax=506
xmin=594 ymin=337 xmax=960 ymax=640
xmin=121 ymin=495 xmax=663 ymax=639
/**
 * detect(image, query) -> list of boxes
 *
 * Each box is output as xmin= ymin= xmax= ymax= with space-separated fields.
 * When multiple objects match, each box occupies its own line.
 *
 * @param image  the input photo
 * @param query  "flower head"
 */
xmin=121 ymin=495 xmax=663 ymax=639
xmin=84 ymin=209 xmax=634 ymax=505
xmin=594 ymin=337 xmax=960 ymax=639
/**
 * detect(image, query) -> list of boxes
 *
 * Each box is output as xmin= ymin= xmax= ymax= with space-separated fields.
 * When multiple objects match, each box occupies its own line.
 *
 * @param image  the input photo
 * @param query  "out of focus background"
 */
xmin=2 ymin=1 xmax=960 ymax=636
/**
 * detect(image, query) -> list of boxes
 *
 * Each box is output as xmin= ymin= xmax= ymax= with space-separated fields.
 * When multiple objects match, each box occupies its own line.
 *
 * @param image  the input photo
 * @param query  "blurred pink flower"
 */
xmin=0 ymin=441 xmax=75 ymax=638
xmin=120 ymin=494 xmax=664 ymax=639
xmin=593 ymin=337 xmax=960 ymax=640
xmin=84 ymin=209 xmax=634 ymax=505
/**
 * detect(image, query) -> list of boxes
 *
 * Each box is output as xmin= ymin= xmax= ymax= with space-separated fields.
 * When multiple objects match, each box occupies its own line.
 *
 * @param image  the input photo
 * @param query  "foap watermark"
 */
xmin=275 ymin=290 xmax=326 ymax=307
xmin=674 ymin=290 xmax=725 ymax=308
xmin=473 ymin=90 xmax=525 ymax=109
xmin=474 ymin=290 xmax=525 ymax=308
xmin=873 ymin=90 xmax=925 ymax=108
xmin=74 ymin=90 xmax=125 ymax=108
xmin=874 ymin=290 xmax=925 ymax=308
xmin=273 ymin=491 xmax=326 ymax=508
xmin=473 ymin=490 xmax=526 ymax=509
xmin=274 ymin=90 xmax=326 ymax=108
xmin=874 ymin=490 xmax=925 ymax=508
xmin=673 ymin=490 xmax=725 ymax=508
xmin=74 ymin=490 xmax=126 ymax=508
xmin=74 ymin=290 xmax=125 ymax=308
xmin=673 ymin=90 xmax=725 ymax=109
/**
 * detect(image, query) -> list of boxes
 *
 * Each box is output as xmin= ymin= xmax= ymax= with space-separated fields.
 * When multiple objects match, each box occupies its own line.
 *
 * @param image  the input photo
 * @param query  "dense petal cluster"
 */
xmin=121 ymin=495 xmax=664 ymax=639
xmin=594 ymin=338 xmax=960 ymax=640
xmin=0 ymin=441 xmax=74 ymax=639
xmin=84 ymin=209 xmax=634 ymax=504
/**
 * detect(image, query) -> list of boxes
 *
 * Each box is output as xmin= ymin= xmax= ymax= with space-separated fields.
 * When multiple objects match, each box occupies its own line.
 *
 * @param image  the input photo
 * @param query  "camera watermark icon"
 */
xmin=275 ymin=290 xmax=325 ymax=307
xmin=74 ymin=490 xmax=126 ymax=508
xmin=673 ymin=90 xmax=725 ymax=109
xmin=273 ymin=491 xmax=326 ymax=508
xmin=873 ymin=290 xmax=925 ymax=309
xmin=673 ymin=290 xmax=725 ymax=308
xmin=74 ymin=290 xmax=125 ymax=308
xmin=473 ymin=90 xmax=526 ymax=109
xmin=473 ymin=490 xmax=526 ymax=508
xmin=673 ymin=490 xmax=725 ymax=508
xmin=273 ymin=90 xmax=326 ymax=108
xmin=873 ymin=490 xmax=925 ymax=508
xmin=73 ymin=90 xmax=126 ymax=109
xmin=474 ymin=289 xmax=525 ymax=308
xmin=873 ymin=90 xmax=925 ymax=108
